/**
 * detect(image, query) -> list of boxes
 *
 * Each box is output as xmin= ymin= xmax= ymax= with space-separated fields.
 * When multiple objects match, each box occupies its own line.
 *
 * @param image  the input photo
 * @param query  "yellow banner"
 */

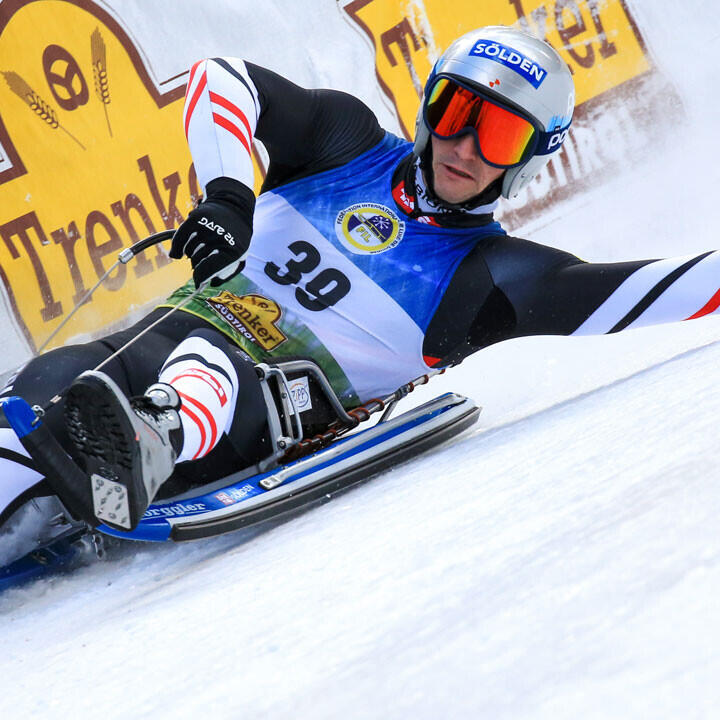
xmin=344 ymin=0 xmax=651 ymax=138
xmin=0 ymin=0 xmax=264 ymax=351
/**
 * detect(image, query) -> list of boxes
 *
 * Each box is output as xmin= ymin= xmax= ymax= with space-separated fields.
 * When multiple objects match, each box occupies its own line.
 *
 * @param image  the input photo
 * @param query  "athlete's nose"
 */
xmin=453 ymin=131 xmax=480 ymax=161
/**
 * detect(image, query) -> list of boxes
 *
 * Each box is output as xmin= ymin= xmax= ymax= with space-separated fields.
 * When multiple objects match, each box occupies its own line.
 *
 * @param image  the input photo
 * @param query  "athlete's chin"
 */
xmin=433 ymin=178 xmax=478 ymax=205
xmin=433 ymin=163 xmax=481 ymax=204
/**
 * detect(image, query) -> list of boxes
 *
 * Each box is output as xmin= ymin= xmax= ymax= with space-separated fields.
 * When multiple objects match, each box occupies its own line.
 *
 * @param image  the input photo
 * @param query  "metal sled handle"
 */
xmin=37 ymin=229 xmax=175 ymax=354
xmin=116 ymin=229 xmax=174 ymax=263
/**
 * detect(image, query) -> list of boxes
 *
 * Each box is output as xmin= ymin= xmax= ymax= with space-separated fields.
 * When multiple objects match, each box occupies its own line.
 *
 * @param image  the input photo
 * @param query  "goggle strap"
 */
xmin=536 ymin=120 xmax=573 ymax=155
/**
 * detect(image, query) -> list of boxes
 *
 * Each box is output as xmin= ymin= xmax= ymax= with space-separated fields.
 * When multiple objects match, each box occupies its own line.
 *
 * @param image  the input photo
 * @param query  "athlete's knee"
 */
xmin=160 ymin=330 xmax=239 ymax=386
xmin=158 ymin=330 xmax=243 ymax=462
xmin=1 ymin=340 xmax=113 ymax=407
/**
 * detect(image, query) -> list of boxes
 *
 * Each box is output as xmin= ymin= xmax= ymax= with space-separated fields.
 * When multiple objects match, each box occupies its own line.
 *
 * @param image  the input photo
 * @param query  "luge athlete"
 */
xmin=2 ymin=26 xmax=719 ymax=535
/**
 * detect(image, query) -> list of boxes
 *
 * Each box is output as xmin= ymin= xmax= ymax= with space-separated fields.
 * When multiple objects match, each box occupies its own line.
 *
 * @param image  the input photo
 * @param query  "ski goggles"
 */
xmin=424 ymin=76 xmax=549 ymax=168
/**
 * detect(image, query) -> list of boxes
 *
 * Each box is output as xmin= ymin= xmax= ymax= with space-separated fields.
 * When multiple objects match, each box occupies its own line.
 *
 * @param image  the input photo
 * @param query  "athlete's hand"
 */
xmin=170 ymin=177 xmax=255 ymax=288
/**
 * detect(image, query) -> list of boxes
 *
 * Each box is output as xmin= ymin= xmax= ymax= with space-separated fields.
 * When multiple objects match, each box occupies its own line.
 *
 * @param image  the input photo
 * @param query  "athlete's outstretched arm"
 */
xmin=182 ymin=57 xmax=384 ymax=194
xmin=491 ymin=239 xmax=720 ymax=339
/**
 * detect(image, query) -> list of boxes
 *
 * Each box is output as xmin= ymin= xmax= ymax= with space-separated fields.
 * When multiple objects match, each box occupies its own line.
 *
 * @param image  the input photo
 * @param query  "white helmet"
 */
xmin=414 ymin=25 xmax=575 ymax=199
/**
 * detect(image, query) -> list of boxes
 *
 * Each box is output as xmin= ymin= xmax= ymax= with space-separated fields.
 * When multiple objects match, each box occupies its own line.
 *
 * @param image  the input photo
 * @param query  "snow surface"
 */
xmin=2 ymin=1 xmax=720 ymax=718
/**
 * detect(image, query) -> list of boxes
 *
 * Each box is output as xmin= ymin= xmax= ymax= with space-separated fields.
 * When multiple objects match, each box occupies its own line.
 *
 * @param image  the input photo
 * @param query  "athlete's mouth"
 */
xmin=442 ymin=163 xmax=474 ymax=180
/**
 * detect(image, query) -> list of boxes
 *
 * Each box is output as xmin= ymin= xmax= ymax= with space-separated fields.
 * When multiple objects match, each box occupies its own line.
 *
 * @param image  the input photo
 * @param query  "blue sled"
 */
xmin=1 ymin=392 xmax=479 ymax=591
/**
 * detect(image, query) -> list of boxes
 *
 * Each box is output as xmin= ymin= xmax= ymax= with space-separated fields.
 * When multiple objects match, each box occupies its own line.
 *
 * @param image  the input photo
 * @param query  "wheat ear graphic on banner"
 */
xmin=91 ymin=27 xmax=112 ymax=137
xmin=2 ymin=70 xmax=86 ymax=150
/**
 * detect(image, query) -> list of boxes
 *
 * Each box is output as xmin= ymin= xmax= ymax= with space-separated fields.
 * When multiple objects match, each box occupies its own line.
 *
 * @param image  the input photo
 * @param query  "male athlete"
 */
xmin=2 ymin=26 xmax=720 ymax=535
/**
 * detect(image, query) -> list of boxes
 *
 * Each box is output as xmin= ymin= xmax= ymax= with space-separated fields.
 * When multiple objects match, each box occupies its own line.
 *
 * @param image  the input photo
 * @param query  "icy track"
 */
xmin=3 ymin=1 xmax=720 ymax=718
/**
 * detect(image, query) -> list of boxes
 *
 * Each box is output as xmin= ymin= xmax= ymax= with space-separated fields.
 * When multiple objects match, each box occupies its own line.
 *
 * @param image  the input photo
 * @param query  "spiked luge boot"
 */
xmin=65 ymin=371 xmax=183 ymax=532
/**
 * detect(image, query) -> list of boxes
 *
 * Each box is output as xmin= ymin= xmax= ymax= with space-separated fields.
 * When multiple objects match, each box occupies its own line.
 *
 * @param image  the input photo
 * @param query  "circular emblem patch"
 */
xmin=335 ymin=203 xmax=405 ymax=255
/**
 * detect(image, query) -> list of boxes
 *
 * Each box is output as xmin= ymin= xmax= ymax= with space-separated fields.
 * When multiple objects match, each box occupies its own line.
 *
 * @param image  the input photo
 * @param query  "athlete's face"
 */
xmin=430 ymin=134 xmax=505 ymax=205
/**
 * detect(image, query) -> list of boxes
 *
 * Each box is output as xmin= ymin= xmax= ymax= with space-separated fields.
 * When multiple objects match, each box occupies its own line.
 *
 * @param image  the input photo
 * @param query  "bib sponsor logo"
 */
xmin=335 ymin=203 xmax=405 ymax=255
xmin=469 ymin=40 xmax=547 ymax=88
xmin=206 ymin=291 xmax=287 ymax=351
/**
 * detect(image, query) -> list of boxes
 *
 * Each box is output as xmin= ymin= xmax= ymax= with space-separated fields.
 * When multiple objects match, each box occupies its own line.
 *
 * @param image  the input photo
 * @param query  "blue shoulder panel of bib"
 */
xmin=268 ymin=133 xmax=506 ymax=331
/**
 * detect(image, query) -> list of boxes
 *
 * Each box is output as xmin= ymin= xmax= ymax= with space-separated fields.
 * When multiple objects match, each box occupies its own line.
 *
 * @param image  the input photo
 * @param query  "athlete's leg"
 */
xmin=64 ymin=327 xmax=271 ymax=529
xmin=0 ymin=308 xmax=208 ymax=533
xmin=156 ymin=328 xmax=270 ymax=465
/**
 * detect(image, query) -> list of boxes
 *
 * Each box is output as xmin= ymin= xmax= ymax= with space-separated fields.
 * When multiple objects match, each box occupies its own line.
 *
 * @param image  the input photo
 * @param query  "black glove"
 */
xmin=170 ymin=176 xmax=255 ymax=287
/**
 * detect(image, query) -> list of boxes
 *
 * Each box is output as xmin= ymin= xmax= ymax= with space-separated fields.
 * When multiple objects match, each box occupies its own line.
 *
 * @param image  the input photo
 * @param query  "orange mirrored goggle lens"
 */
xmin=426 ymin=77 xmax=537 ymax=167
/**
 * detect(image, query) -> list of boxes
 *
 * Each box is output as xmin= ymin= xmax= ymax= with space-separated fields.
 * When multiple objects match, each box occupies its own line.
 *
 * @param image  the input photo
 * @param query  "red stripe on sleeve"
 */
xmin=212 ymin=112 xmax=251 ymax=155
xmin=185 ymin=59 xmax=204 ymax=99
xmin=184 ymin=70 xmax=208 ymax=139
xmin=685 ymin=287 xmax=720 ymax=320
xmin=209 ymin=91 xmax=253 ymax=144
